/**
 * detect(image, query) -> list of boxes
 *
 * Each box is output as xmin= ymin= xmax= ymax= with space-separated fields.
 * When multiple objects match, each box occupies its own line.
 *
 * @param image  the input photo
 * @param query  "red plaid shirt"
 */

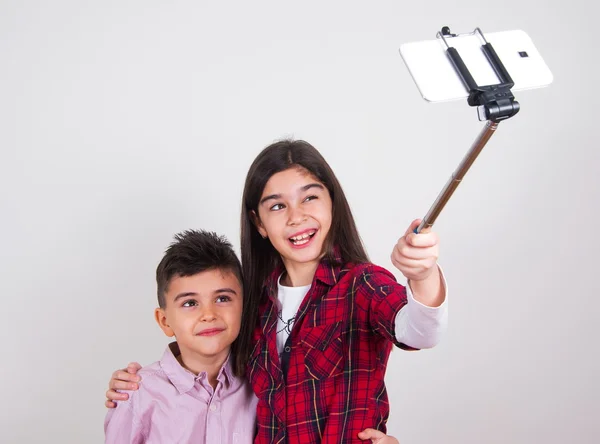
xmin=247 ymin=253 xmax=415 ymax=443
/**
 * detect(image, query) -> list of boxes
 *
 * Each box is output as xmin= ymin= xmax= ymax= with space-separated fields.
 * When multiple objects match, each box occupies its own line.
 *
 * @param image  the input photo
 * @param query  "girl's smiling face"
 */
xmin=255 ymin=167 xmax=333 ymax=271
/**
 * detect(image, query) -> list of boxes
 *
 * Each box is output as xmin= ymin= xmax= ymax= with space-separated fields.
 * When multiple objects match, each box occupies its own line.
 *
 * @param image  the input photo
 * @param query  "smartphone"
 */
xmin=399 ymin=29 xmax=553 ymax=103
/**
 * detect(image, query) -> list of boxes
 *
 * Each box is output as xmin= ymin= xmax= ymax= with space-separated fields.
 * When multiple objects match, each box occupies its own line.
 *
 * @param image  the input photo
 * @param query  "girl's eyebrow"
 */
xmin=259 ymin=193 xmax=281 ymax=206
xmin=259 ymin=183 xmax=324 ymax=206
xmin=301 ymin=183 xmax=325 ymax=193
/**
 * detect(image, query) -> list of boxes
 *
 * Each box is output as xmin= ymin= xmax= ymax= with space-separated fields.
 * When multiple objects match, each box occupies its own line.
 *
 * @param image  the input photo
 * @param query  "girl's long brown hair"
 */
xmin=235 ymin=139 xmax=369 ymax=373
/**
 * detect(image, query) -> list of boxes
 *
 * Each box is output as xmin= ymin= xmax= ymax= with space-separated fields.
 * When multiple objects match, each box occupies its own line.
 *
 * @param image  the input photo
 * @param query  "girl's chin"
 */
xmin=283 ymin=250 xmax=322 ymax=265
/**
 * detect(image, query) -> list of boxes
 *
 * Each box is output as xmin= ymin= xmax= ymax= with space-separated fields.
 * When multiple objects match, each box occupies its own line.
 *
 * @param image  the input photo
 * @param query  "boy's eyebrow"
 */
xmin=173 ymin=288 xmax=238 ymax=302
xmin=259 ymin=183 xmax=325 ymax=206
xmin=212 ymin=287 xmax=238 ymax=296
xmin=173 ymin=292 xmax=197 ymax=302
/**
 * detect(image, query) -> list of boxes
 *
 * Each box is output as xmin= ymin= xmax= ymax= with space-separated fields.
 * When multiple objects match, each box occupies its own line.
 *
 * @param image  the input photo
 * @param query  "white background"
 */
xmin=1 ymin=1 xmax=597 ymax=443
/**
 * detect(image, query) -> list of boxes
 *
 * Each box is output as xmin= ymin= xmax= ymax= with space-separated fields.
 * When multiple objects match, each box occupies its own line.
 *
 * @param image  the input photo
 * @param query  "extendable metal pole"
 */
xmin=415 ymin=120 xmax=499 ymax=233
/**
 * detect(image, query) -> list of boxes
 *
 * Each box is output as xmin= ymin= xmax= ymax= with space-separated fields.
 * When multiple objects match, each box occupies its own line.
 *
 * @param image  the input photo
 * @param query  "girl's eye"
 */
xmin=303 ymin=195 xmax=318 ymax=203
xmin=216 ymin=295 xmax=232 ymax=303
xmin=270 ymin=203 xmax=285 ymax=211
xmin=182 ymin=300 xmax=197 ymax=308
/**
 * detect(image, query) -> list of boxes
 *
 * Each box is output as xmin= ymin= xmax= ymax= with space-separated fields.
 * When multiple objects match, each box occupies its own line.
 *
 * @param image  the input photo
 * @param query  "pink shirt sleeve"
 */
xmin=104 ymin=393 xmax=145 ymax=444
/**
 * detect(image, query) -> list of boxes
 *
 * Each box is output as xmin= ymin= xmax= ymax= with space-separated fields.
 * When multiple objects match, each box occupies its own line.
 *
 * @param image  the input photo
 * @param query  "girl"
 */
xmin=106 ymin=139 xmax=447 ymax=443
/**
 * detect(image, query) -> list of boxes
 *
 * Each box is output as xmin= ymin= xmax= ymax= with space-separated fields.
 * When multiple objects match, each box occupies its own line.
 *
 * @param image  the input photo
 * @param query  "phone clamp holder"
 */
xmin=415 ymin=26 xmax=519 ymax=233
xmin=439 ymin=26 xmax=520 ymax=122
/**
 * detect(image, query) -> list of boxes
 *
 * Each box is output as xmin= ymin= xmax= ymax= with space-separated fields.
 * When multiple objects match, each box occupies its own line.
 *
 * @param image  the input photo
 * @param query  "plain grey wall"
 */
xmin=1 ymin=0 xmax=597 ymax=443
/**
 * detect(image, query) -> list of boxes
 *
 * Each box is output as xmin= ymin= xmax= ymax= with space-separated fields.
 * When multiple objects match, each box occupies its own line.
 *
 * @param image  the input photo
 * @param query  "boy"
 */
xmin=104 ymin=229 xmax=400 ymax=443
xmin=104 ymin=230 xmax=258 ymax=443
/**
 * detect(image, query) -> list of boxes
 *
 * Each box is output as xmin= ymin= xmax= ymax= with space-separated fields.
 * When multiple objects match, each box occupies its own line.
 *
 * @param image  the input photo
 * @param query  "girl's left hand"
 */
xmin=391 ymin=219 xmax=439 ymax=282
xmin=358 ymin=428 xmax=400 ymax=443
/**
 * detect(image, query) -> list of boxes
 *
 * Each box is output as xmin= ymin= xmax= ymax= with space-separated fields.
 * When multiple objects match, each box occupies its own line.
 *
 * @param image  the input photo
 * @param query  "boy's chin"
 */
xmin=191 ymin=344 xmax=233 ymax=359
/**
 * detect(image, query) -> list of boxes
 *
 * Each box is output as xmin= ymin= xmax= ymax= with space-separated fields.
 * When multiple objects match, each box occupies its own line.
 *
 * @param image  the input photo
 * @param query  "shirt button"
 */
xmin=210 ymin=404 xmax=218 ymax=412
xmin=284 ymin=346 xmax=291 ymax=353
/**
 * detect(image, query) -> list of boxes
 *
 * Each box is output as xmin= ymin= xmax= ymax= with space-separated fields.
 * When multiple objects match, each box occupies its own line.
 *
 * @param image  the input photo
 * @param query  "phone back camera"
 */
xmin=519 ymin=51 xmax=529 ymax=58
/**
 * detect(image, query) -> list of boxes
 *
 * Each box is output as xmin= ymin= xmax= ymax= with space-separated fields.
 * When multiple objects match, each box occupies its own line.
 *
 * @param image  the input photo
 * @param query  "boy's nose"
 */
xmin=199 ymin=307 xmax=217 ymax=322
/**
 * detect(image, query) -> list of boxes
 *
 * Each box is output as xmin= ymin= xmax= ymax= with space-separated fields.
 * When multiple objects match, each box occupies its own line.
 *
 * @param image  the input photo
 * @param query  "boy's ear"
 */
xmin=250 ymin=210 xmax=268 ymax=239
xmin=155 ymin=308 xmax=174 ymax=337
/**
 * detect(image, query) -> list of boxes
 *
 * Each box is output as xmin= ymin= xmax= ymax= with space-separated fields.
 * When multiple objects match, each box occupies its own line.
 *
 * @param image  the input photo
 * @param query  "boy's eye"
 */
xmin=270 ymin=203 xmax=285 ymax=211
xmin=182 ymin=299 xmax=197 ymax=307
xmin=215 ymin=295 xmax=232 ymax=303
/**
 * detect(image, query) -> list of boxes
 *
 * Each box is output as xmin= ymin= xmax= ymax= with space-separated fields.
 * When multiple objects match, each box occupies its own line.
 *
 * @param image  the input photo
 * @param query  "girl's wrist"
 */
xmin=408 ymin=265 xmax=444 ymax=307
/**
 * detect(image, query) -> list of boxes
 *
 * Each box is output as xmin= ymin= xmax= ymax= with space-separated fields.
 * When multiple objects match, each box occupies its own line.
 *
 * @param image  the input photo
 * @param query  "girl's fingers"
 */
xmin=390 ymin=261 xmax=421 ymax=276
xmin=358 ymin=428 xmax=385 ymax=441
xmin=393 ymin=243 xmax=438 ymax=261
xmin=391 ymin=255 xmax=437 ymax=280
xmin=109 ymin=378 xmax=139 ymax=392
xmin=126 ymin=362 xmax=142 ymax=373
xmin=106 ymin=388 xmax=130 ymax=402
xmin=404 ymin=219 xmax=422 ymax=237
xmin=404 ymin=231 xmax=439 ymax=248
xmin=111 ymin=369 xmax=141 ymax=385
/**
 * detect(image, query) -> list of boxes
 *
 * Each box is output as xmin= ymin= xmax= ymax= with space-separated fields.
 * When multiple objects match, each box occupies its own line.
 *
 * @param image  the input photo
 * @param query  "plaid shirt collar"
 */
xmin=264 ymin=248 xmax=344 ymax=296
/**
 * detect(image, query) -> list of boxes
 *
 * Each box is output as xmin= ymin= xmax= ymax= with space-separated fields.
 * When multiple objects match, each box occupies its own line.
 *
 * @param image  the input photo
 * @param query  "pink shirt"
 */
xmin=104 ymin=342 xmax=258 ymax=444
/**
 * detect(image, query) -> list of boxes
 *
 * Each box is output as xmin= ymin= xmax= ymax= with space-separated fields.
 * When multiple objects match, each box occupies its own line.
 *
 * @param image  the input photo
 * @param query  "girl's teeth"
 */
xmin=290 ymin=231 xmax=316 ymax=244
xmin=291 ymin=231 xmax=315 ymax=241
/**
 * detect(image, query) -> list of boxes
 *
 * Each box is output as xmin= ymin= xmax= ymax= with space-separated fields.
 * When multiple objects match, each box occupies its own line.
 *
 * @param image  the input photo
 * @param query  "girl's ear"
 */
xmin=155 ymin=308 xmax=175 ymax=337
xmin=250 ymin=210 xmax=268 ymax=239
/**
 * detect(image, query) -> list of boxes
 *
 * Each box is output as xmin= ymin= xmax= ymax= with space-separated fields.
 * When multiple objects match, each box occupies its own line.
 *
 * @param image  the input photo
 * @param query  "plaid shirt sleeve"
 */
xmin=358 ymin=264 xmax=419 ymax=351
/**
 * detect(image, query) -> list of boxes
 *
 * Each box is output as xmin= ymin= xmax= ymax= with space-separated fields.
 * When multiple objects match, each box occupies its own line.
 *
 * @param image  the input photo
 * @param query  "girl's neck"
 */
xmin=280 ymin=258 xmax=319 ymax=287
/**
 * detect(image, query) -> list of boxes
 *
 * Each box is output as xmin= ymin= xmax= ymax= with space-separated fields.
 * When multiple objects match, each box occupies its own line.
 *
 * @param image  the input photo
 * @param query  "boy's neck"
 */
xmin=176 ymin=346 xmax=230 ymax=389
xmin=280 ymin=258 xmax=319 ymax=287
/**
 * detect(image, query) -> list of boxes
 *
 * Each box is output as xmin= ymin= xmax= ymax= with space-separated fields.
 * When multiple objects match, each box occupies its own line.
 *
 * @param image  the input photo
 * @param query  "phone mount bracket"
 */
xmin=415 ymin=26 xmax=520 ymax=233
xmin=439 ymin=26 xmax=520 ymax=122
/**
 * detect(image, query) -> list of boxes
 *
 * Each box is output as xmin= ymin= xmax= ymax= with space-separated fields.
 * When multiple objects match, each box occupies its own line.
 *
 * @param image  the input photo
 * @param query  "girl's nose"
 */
xmin=287 ymin=206 xmax=307 ymax=225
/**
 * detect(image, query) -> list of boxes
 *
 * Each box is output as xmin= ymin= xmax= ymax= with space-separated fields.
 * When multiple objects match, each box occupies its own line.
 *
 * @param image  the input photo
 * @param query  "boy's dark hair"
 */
xmin=156 ymin=230 xmax=243 ymax=308
xmin=237 ymin=139 xmax=369 ymax=370
xmin=156 ymin=229 xmax=246 ymax=376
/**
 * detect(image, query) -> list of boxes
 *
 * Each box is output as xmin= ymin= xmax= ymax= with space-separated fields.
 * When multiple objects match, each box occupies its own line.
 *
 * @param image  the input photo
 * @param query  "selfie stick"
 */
xmin=415 ymin=27 xmax=520 ymax=233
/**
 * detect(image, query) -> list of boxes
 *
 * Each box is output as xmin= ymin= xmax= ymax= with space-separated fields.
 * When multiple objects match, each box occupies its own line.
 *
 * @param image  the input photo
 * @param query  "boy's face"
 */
xmin=155 ymin=269 xmax=242 ymax=366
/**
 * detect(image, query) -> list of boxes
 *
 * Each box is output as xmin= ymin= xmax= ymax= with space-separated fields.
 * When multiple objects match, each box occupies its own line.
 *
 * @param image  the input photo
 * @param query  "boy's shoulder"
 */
xmin=135 ymin=360 xmax=174 ymax=393
xmin=104 ymin=359 xmax=174 ymax=434
xmin=138 ymin=360 xmax=166 ymax=380
xmin=115 ymin=360 xmax=169 ymax=403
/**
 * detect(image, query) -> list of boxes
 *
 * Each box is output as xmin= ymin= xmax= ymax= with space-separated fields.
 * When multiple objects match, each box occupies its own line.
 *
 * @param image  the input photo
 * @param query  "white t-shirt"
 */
xmin=275 ymin=268 xmax=448 ymax=355
xmin=275 ymin=276 xmax=310 ymax=353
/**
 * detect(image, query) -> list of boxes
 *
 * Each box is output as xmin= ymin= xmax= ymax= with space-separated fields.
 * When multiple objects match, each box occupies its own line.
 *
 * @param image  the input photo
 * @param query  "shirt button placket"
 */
xmin=207 ymin=401 xmax=220 ymax=443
